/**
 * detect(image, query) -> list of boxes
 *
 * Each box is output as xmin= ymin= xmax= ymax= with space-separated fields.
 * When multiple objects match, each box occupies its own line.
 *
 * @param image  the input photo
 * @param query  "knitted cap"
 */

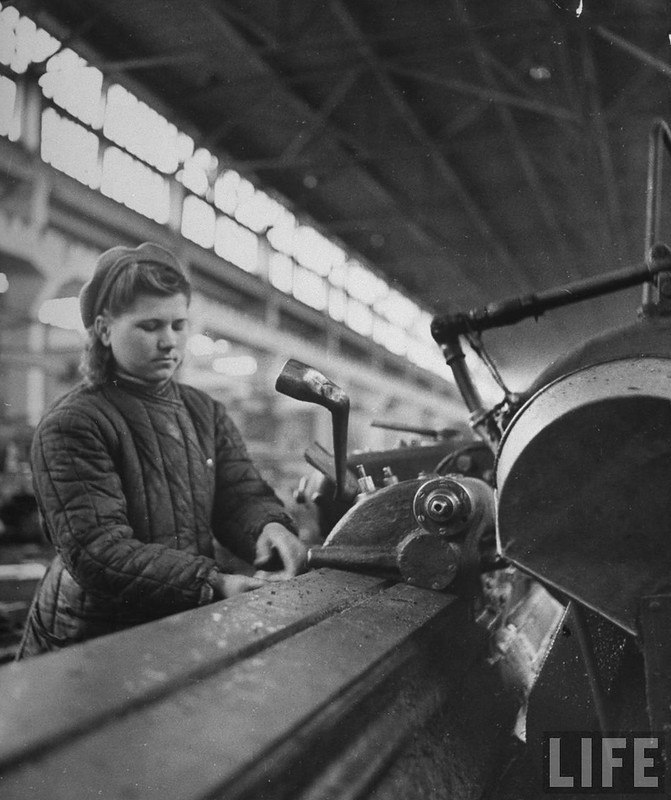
xmin=79 ymin=242 xmax=187 ymax=329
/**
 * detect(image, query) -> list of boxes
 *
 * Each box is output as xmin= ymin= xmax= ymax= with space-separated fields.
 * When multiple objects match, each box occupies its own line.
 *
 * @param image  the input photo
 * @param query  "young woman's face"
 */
xmin=99 ymin=293 xmax=190 ymax=383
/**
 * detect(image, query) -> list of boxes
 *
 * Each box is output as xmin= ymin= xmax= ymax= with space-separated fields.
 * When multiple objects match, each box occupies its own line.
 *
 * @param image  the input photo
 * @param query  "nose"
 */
xmin=158 ymin=327 xmax=177 ymax=351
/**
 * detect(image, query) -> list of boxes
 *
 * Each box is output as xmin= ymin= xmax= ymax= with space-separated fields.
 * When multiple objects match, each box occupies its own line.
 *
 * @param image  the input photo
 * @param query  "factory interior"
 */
xmin=0 ymin=1 xmax=670 ymax=798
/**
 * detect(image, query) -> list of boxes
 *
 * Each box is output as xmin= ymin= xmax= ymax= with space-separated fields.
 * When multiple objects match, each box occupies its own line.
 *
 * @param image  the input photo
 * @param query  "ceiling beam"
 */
xmin=594 ymin=25 xmax=671 ymax=81
xmin=278 ymin=66 xmax=364 ymax=163
xmin=325 ymin=0 xmax=536 ymax=294
xmin=450 ymin=0 xmax=573 ymax=275
xmin=191 ymin=0 xmax=487 ymax=298
xmin=387 ymin=66 xmax=580 ymax=124
xmin=578 ymin=26 xmax=627 ymax=258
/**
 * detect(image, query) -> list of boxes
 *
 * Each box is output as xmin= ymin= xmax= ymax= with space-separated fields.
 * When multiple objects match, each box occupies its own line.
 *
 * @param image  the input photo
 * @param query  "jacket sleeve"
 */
xmin=31 ymin=406 xmax=219 ymax=614
xmin=211 ymin=402 xmax=297 ymax=562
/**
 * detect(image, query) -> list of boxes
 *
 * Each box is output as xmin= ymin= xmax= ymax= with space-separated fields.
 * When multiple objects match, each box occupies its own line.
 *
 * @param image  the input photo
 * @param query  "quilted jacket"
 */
xmin=18 ymin=376 xmax=295 ymax=656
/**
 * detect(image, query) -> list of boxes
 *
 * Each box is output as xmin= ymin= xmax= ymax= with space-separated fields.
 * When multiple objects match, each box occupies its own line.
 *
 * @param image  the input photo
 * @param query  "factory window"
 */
xmin=41 ymin=108 xmax=100 ymax=189
xmin=104 ymin=83 xmax=179 ymax=174
xmin=213 ymin=170 xmax=241 ymax=215
xmin=182 ymin=194 xmax=216 ymax=249
xmin=235 ymin=187 xmax=283 ymax=234
xmin=0 ymin=5 xmax=58 ymax=74
xmin=179 ymin=146 xmax=217 ymax=198
xmin=328 ymin=287 xmax=347 ymax=322
xmin=293 ymin=265 xmax=327 ymax=310
xmin=328 ymin=258 xmax=348 ymax=288
xmin=101 ymin=146 xmax=170 ymax=223
xmin=266 ymin=207 xmax=297 ymax=256
xmin=215 ymin=215 xmax=258 ymax=273
xmin=373 ymin=317 xmax=407 ymax=356
xmin=268 ymin=252 xmax=294 ymax=294
xmin=376 ymin=288 xmax=419 ymax=327
xmin=39 ymin=49 xmax=104 ymax=128
xmin=0 ymin=75 xmax=18 ymax=139
xmin=346 ymin=298 xmax=374 ymax=337
xmin=347 ymin=259 xmax=387 ymax=305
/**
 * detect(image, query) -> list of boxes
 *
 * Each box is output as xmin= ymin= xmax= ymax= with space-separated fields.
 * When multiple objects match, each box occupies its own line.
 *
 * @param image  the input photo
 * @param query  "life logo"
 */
xmin=542 ymin=733 xmax=665 ymax=794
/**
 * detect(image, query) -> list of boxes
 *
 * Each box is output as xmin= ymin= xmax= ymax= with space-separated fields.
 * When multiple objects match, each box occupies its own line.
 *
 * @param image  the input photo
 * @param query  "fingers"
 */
xmin=254 ymin=525 xmax=309 ymax=578
xmin=218 ymin=574 xmax=266 ymax=598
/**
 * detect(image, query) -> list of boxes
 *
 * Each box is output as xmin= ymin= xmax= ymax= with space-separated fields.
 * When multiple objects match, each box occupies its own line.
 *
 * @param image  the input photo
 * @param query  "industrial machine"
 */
xmin=271 ymin=118 xmax=671 ymax=795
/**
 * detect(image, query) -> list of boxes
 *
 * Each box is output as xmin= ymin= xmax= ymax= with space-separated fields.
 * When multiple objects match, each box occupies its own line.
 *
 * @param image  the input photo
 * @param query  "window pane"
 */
xmin=347 ymin=259 xmax=386 ymax=304
xmin=293 ymin=265 xmax=327 ymax=310
xmin=101 ymin=146 xmax=170 ymax=223
xmin=0 ymin=8 xmax=59 ymax=74
xmin=268 ymin=252 xmax=293 ymax=294
xmin=215 ymin=215 xmax=258 ymax=273
xmin=182 ymin=194 xmax=216 ymax=249
xmin=346 ymin=298 xmax=373 ymax=336
xmin=235 ymin=188 xmax=282 ymax=234
xmin=266 ymin=207 xmax=296 ymax=255
xmin=40 ymin=49 xmax=103 ymax=128
xmin=41 ymin=108 xmax=100 ymax=188
xmin=104 ymin=83 xmax=179 ymax=173
xmin=293 ymin=226 xmax=332 ymax=276
xmin=0 ymin=75 xmax=18 ymax=139
xmin=328 ymin=287 xmax=347 ymax=322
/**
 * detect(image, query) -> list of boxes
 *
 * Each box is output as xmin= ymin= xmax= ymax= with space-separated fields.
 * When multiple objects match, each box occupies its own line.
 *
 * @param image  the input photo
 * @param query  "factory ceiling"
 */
xmin=25 ymin=0 xmax=671 ymax=388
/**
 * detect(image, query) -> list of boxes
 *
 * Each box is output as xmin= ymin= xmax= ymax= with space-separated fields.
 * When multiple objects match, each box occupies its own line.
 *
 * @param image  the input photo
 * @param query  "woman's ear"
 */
xmin=94 ymin=314 xmax=112 ymax=347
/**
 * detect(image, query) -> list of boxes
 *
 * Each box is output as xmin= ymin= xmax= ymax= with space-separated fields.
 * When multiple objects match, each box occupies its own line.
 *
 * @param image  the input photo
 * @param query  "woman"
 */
xmin=17 ymin=242 xmax=306 ymax=658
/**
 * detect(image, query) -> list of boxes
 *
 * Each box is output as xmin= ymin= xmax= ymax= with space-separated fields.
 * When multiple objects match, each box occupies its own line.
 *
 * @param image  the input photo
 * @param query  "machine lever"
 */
xmin=276 ymin=360 xmax=350 ymax=500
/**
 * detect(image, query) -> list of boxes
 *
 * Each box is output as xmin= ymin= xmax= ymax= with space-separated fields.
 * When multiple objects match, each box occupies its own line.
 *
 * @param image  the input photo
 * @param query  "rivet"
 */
xmin=650 ymin=600 xmax=662 ymax=611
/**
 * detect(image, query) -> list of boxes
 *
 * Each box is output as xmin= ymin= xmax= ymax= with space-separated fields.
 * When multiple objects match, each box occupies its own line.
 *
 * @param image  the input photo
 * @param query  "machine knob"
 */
xmin=413 ymin=476 xmax=472 ymax=535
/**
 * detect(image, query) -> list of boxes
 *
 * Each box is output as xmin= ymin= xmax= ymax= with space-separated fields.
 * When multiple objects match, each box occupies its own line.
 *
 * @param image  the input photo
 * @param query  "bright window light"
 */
xmin=347 ymin=259 xmax=387 ymax=305
xmin=266 ymin=207 xmax=297 ymax=255
xmin=373 ymin=317 xmax=407 ymax=355
xmin=104 ymin=83 xmax=180 ymax=174
xmin=293 ymin=227 xmax=332 ymax=276
xmin=213 ymin=170 xmax=241 ymax=215
xmin=376 ymin=288 xmax=419 ymax=327
xmin=101 ymin=146 xmax=170 ymax=223
xmin=234 ymin=188 xmax=283 ymax=234
xmin=346 ymin=298 xmax=373 ymax=336
xmin=293 ymin=265 xmax=327 ymax=310
xmin=38 ymin=297 xmax=85 ymax=332
xmin=268 ymin=252 xmax=293 ymax=293
xmin=41 ymin=108 xmax=100 ymax=189
xmin=328 ymin=287 xmax=347 ymax=322
xmin=212 ymin=355 xmax=257 ymax=376
xmin=0 ymin=75 xmax=18 ymax=139
xmin=179 ymin=146 xmax=218 ymax=196
xmin=181 ymin=194 xmax=216 ymax=249
xmin=215 ymin=215 xmax=258 ymax=273
xmin=0 ymin=7 xmax=59 ymax=74
xmin=40 ymin=49 xmax=104 ymax=128
xmin=328 ymin=259 xmax=348 ymax=287
xmin=187 ymin=333 xmax=215 ymax=357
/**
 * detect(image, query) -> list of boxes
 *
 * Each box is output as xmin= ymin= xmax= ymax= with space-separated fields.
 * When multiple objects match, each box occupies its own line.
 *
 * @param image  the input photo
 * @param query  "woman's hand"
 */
xmin=210 ymin=573 xmax=266 ymax=599
xmin=254 ymin=522 xmax=307 ymax=579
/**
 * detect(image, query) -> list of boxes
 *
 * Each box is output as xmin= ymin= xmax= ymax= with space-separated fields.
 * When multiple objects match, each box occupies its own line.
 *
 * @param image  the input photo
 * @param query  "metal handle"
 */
xmin=276 ymin=359 xmax=350 ymax=500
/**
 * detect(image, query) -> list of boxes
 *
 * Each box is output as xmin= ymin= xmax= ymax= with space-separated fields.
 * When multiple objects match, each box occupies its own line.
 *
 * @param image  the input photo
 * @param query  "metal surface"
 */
xmin=496 ymin=357 xmax=671 ymax=635
xmin=275 ymin=359 xmax=350 ymax=500
xmin=640 ymin=593 xmax=671 ymax=767
xmin=0 ymin=571 xmax=518 ymax=800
